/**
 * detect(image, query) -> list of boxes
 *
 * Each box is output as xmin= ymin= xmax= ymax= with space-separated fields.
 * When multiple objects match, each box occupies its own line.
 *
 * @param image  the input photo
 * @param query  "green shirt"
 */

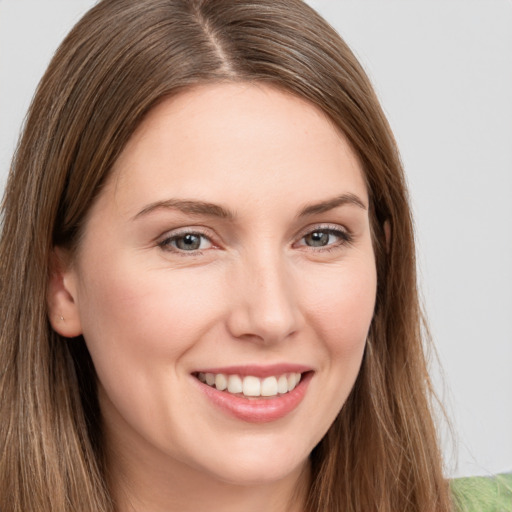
xmin=451 ymin=473 xmax=512 ymax=512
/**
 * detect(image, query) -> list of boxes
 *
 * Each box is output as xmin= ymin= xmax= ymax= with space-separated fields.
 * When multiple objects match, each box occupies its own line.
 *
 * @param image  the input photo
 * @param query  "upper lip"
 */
xmin=192 ymin=363 xmax=313 ymax=378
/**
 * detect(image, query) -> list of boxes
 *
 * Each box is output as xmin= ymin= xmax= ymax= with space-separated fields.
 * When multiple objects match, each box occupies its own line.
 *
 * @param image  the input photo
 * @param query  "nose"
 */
xmin=226 ymin=252 xmax=303 ymax=345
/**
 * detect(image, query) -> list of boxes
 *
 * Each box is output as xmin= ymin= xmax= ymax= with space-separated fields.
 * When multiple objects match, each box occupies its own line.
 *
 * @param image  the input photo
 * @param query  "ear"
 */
xmin=47 ymin=248 xmax=83 ymax=338
xmin=383 ymin=220 xmax=391 ymax=253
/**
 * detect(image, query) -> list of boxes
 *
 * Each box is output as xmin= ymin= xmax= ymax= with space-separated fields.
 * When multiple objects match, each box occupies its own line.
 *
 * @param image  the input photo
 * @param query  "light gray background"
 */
xmin=1 ymin=0 xmax=511 ymax=478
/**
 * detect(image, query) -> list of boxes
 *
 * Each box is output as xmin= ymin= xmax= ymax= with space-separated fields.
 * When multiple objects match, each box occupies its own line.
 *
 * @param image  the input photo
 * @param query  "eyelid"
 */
xmin=157 ymin=226 xmax=218 ymax=253
xmin=155 ymin=223 xmax=352 ymax=254
xmin=295 ymin=222 xmax=350 ymax=238
xmin=293 ymin=223 xmax=353 ymax=249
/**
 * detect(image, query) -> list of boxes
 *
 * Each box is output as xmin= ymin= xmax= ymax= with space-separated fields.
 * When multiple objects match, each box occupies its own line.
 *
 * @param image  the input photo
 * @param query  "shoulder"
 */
xmin=451 ymin=473 xmax=512 ymax=512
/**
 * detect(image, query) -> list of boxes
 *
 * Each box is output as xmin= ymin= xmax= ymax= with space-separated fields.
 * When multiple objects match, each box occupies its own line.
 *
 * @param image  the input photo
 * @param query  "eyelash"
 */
xmin=295 ymin=224 xmax=353 ymax=252
xmin=157 ymin=224 xmax=352 ymax=255
xmin=157 ymin=228 xmax=213 ymax=255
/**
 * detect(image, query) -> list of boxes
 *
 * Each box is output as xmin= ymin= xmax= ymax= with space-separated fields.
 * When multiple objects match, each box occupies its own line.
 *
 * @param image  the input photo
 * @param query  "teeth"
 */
xmin=277 ymin=374 xmax=288 ymax=394
xmin=287 ymin=373 xmax=297 ymax=391
xmin=243 ymin=376 xmax=261 ymax=396
xmin=198 ymin=371 xmax=303 ymax=397
xmin=261 ymin=376 xmax=278 ymax=397
xmin=215 ymin=373 xmax=227 ymax=391
xmin=227 ymin=374 xmax=243 ymax=394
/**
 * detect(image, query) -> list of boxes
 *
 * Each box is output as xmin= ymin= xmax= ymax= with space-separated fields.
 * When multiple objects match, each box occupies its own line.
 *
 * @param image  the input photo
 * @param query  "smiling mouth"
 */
xmin=193 ymin=371 xmax=303 ymax=398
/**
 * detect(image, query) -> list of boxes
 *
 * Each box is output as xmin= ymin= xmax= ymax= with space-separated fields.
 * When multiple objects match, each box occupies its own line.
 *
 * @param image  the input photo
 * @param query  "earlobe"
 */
xmin=47 ymin=248 xmax=83 ymax=338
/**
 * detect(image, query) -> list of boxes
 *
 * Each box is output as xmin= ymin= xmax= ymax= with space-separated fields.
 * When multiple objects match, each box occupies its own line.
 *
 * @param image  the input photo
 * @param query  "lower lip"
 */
xmin=195 ymin=372 xmax=312 ymax=423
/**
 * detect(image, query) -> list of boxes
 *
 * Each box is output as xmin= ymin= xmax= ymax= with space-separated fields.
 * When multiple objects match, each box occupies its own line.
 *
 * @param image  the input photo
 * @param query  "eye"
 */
xmin=297 ymin=226 xmax=352 ymax=250
xmin=159 ymin=231 xmax=213 ymax=252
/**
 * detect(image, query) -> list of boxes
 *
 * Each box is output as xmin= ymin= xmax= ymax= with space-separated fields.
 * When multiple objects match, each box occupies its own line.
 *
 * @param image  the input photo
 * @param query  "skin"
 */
xmin=49 ymin=83 xmax=377 ymax=512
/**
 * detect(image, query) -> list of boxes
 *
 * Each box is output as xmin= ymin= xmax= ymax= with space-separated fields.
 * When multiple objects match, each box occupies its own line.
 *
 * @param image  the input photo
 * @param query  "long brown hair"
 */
xmin=0 ymin=0 xmax=451 ymax=510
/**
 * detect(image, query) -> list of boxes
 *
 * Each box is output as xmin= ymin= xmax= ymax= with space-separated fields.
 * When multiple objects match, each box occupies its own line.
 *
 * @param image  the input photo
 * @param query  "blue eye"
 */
xmin=300 ymin=227 xmax=351 ymax=249
xmin=160 ymin=232 xmax=212 ymax=252
xmin=304 ymin=231 xmax=332 ymax=247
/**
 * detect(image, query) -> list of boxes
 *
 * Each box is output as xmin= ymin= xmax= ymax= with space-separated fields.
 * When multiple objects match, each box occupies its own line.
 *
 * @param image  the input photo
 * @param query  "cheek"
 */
xmin=301 ymin=257 xmax=377 ymax=356
xmin=290 ymin=255 xmax=376 ymax=444
xmin=75 ymin=258 xmax=225 ymax=380
xmin=74 ymin=258 xmax=232 ymax=446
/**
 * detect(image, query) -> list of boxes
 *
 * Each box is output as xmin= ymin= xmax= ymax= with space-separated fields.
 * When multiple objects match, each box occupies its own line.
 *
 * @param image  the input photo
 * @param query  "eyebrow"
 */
xmin=133 ymin=193 xmax=366 ymax=221
xmin=298 ymin=193 xmax=367 ymax=217
xmin=133 ymin=199 xmax=234 ymax=220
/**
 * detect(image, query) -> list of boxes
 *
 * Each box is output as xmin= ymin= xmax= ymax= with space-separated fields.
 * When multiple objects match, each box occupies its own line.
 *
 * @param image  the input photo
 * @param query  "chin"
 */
xmin=208 ymin=457 xmax=309 ymax=487
xmin=191 ymin=435 xmax=312 ymax=487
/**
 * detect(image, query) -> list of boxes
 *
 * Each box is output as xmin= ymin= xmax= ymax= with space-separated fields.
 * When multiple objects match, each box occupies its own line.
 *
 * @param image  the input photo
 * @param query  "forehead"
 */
xmin=105 ymin=83 xmax=368 ymax=216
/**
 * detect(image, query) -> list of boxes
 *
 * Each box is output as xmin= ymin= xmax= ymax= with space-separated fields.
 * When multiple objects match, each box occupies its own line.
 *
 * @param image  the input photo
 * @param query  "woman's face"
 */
xmin=53 ymin=83 xmax=377 ymax=487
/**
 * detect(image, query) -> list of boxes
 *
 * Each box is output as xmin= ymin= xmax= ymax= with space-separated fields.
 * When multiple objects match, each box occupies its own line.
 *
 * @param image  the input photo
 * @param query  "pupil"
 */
xmin=307 ymin=231 xmax=329 ymax=246
xmin=177 ymin=234 xmax=200 ymax=250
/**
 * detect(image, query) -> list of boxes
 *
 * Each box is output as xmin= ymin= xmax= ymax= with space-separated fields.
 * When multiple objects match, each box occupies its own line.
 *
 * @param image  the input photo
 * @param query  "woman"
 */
xmin=0 ymin=0 xmax=451 ymax=510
